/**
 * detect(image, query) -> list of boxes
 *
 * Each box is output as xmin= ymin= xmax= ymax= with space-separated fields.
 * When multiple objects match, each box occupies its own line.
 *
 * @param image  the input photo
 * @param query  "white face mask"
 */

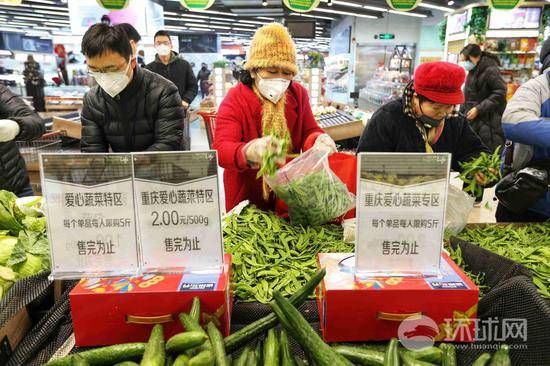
xmin=90 ymin=59 xmax=132 ymax=98
xmin=256 ymin=74 xmax=291 ymax=104
xmin=156 ymin=44 xmax=171 ymax=57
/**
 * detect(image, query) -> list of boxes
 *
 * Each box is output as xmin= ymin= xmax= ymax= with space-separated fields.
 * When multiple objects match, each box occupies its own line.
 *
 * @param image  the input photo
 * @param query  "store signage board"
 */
xmin=355 ymin=153 xmax=450 ymax=277
xmin=385 ymin=0 xmax=421 ymax=11
xmin=40 ymin=154 xmax=139 ymax=280
xmin=133 ymin=151 xmax=224 ymax=274
xmin=283 ymin=0 xmax=320 ymax=13
xmin=180 ymin=0 xmax=215 ymax=11
xmin=96 ymin=0 xmax=131 ymax=10
xmin=488 ymin=0 xmax=522 ymax=10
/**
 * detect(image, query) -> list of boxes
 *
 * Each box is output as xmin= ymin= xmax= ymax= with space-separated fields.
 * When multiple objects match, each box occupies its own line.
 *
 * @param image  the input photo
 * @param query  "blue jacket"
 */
xmin=501 ymin=72 xmax=550 ymax=217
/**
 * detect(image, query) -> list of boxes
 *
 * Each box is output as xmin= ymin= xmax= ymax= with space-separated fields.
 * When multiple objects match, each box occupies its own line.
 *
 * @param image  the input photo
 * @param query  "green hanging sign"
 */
xmin=385 ymin=0 xmax=422 ymax=11
xmin=283 ymin=0 xmax=320 ymax=13
xmin=180 ymin=0 xmax=216 ymax=11
xmin=95 ymin=0 xmax=131 ymax=10
xmin=488 ymin=0 xmax=522 ymax=10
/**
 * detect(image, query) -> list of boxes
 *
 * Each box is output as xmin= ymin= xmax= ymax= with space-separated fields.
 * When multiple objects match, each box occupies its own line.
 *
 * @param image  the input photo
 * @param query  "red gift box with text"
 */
xmin=317 ymin=253 xmax=478 ymax=343
xmin=70 ymin=254 xmax=232 ymax=346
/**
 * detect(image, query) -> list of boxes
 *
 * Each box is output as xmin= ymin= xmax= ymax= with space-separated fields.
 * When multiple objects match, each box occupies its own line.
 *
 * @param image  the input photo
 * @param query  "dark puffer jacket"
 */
xmin=0 ymin=85 xmax=44 ymax=194
xmin=146 ymin=52 xmax=198 ymax=104
xmin=81 ymin=66 xmax=185 ymax=152
xmin=460 ymin=54 xmax=507 ymax=152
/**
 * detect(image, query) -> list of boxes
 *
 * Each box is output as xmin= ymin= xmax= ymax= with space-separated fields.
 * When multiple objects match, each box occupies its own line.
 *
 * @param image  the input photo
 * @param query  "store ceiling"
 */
xmin=0 ymin=0 xmax=471 ymax=41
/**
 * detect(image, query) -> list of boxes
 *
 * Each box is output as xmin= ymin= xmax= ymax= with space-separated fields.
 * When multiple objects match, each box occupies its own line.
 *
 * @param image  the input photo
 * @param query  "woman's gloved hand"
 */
xmin=312 ymin=133 xmax=337 ymax=154
xmin=244 ymin=135 xmax=286 ymax=167
xmin=0 ymin=119 xmax=20 ymax=142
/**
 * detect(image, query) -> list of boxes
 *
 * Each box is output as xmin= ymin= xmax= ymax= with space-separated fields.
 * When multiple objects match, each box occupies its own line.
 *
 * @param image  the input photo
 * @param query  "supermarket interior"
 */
xmin=0 ymin=0 xmax=549 ymax=365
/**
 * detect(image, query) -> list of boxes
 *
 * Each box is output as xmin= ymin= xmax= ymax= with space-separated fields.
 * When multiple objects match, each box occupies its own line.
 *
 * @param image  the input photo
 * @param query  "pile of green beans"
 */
xmin=446 ymin=244 xmax=490 ymax=298
xmin=457 ymin=224 xmax=550 ymax=300
xmin=223 ymin=205 xmax=354 ymax=303
xmin=458 ymin=147 xmax=502 ymax=198
xmin=271 ymin=170 xmax=353 ymax=226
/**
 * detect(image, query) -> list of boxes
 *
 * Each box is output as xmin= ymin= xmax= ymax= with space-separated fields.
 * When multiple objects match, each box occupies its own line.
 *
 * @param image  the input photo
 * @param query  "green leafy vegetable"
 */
xmin=0 ymin=191 xmax=24 ymax=235
xmin=459 ymin=147 xmax=502 ymax=198
xmin=0 ymin=236 xmax=17 ymax=265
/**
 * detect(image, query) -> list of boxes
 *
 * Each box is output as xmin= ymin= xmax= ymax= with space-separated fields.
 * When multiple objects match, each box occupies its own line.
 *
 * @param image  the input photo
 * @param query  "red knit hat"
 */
xmin=413 ymin=62 xmax=465 ymax=105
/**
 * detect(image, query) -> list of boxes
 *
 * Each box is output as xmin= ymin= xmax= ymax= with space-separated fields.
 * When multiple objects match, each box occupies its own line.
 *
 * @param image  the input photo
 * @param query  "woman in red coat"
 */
xmin=213 ymin=23 xmax=335 ymax=211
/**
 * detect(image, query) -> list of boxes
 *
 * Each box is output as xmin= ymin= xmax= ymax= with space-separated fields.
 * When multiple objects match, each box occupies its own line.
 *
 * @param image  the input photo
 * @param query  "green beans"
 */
xmin=270 ymin=169 xmax=353 ymax=226
xmin=458 ymin=147 xmax=502 ymax=198
xmin=256 ymin=133 xmax=289 ymax=179
xmin=224 ymin=205 xmax=353 ymax=303
xmin=456 ymin=224 xmax=550 ymax=300
xmin=447 ymin=244 xmax=490 ymax=297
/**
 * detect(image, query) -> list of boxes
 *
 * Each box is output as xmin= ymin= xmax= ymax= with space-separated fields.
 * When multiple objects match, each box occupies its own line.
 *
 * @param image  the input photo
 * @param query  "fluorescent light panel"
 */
xmin=388 ymin=9 xmax=427 ymax=17
xmin=315 ymin=7 xmax=377 ymax=19
xmin=419 ymin=2 xmax=454 ymax=12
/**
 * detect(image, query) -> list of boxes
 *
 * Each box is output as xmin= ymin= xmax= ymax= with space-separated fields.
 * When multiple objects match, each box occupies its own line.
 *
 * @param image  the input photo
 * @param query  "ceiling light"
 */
xmin=262 ymin=0 xmax=268 ymax=6
xmin=291 ymin=12 xmax=336 ymax=20
xmin=315 ymin=7 xmax=378 ymax=19
xmin=232 ymin=27 xmax=255 ymax=32
xmin=166 ymin=17 xmax=207 ymax=23
xmin=256 ymin=17 xmax=274 ymax=20
xmin=201 ymin=10 xmax=238 ymax=17
xmin=388 ymin=10 xmax=427 ymax=17
xmin=419 ymin=2 xmax=454 ymax=12
xmin=185 ymin=23 xmax=211 ymax=28
xmin=238 ymin=19 xmax=267 ymax=25
xmin=364 ymin=5 xmax=388 ymax=12
xmin=448 ymin=1 xmax=455 ymax=5
xmin=188 ymin=27 xmax=214 ymax=31
xmin=327 ymin=0 xmax=333 ymax=6
xmin=28 ymin=0 xmax=57 ymax=4
xmin=34 ymin=9 xmax=69 ymax=15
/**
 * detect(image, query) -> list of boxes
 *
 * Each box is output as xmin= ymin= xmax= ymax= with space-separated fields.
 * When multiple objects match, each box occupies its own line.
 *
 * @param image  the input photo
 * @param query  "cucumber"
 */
xmin=272 ymin=291 xmax=354 ymax=366
xmin=190 ymin=297 xmax=201 ymax=324
xmin=489 ymin=345 xmax=511 ymax=366
xmin=141 ymin=324 xmax=165 ymax=366
xmin=472 ymin=353 xmax=491 ymax=366
xmin=383 ymin=339 xmax=399 ymax=366
xmin=44 ymin=343 xmax=147 ymax=366
xmin=166 ymin=332 xmax=209 ymax=353
xmin=234 ymin=347 xmax=250 ymax=366
xmin=179 ymin=313 xmax=206 ymax=335
xmin=113 ymin=362 xmax=139 ymax=366
xmin=332 ymin=345 xmax=385 ymax=365
xmin=401 ymin=352 xmax=435 ymax=366
xmin=439 ymin=344 xmax=456 ymax=366
xmin=263 ymin=328 xmax=279 ymax=366
xmin=224 ymin=269 xmax=326 ymax=353
xmin=279 ymin=329 xmax=294 ymax=366
xmin=206 ymin=322 xmax=228 ymax=366
xmin=405 ymin=347 xmax=443 ymax=363
xmin=173 ymin=355 xmax=190 ymax=366
xmin=72 ymin=355 xmax=89 ymax=366
xmin=189 ymin=350 xmax=215 ymax=366
xmin=255 ymin=340 xmax=264 ymax=366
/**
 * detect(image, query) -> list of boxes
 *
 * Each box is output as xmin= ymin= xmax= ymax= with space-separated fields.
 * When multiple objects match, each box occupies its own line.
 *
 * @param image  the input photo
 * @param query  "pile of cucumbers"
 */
xmin=43 ymin=270 xmax=512 ymax=366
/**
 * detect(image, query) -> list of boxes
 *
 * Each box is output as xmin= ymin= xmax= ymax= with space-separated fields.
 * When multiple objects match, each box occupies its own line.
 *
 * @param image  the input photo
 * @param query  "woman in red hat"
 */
xmin=357 ymin=62 xmax=490 ymax=174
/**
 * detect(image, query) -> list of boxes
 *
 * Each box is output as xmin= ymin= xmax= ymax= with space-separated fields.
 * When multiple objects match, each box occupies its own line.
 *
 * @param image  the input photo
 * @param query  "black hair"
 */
xmin=81 ymin=23 xmax=132 ymax=60
xmin=233 ymin=68 xmax=253 ymax=87
xmin=416 ymin=94 xmax=436 ymax=104
xmin=115 ymin=23 xmax=141 ymax=43
xmin=154 ymin=30 xmax=172 ymax=42
xmin=461 ymin=43 xmax=500 ymax=65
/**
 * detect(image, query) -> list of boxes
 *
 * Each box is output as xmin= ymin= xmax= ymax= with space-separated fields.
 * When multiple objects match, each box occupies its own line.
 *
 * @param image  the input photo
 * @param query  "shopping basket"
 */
xmin=197 ymin=110 xmax=217 ymax=149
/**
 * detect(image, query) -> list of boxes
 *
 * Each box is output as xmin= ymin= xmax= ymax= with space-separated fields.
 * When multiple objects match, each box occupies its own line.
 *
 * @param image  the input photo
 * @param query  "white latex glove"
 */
xmin=244 ymin=136 xmax=286 ymax=166
xmin=313 ymin=133 xmax=337 ymax=154
xmin=0 ymin=119 xmax=20 ymax=142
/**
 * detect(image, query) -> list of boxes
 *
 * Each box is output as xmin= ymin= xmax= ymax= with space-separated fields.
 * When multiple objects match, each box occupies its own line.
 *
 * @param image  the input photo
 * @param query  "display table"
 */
xmin=315 ymin=110 xmax=365 ymax=141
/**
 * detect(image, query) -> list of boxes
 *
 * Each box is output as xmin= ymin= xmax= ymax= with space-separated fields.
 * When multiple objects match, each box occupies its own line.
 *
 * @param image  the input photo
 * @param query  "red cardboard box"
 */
xmin=317 ymin=253 xmax=478 ymax=343
xmin=70 ymin=254 xmax=232 ymax=346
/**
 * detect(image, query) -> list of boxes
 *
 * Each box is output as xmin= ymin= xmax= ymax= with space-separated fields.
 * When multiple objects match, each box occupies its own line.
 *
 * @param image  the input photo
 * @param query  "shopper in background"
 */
xmin=459 ymin=44 xmax=507 ymax=152
xmin=357 ymin=62 xmax=492 ymax=180
xmin=214 ymin=23 xmax=335 ymax=211
xmin=146 ymin=30 xmax=197 ymax=110
xmin=23 ymin=55 xmax=45 ymax=112
xmin=80 ymin=24 xmax=185 ymax=152
xmin=496 ymin=39 xmax=550 ymax=222
xmin=197 ymin=62 xmax=211 ymax=98
xmin=137 ymin=50 xmax=146 ymax=68
xmin=0 ymin=85 xmax=44 ymax=197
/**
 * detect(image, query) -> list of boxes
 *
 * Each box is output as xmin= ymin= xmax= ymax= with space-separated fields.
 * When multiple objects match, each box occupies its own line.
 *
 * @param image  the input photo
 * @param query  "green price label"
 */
xmin=488 ymin=0 xmax=522 ymax=10
xmin=283 ymin=0 xmax=320 ymax=13
xmin=385 ymin=0 xmax=422 ymax=11
xmin=95 ymin=0 xmax=130 ymax=10
xmin=180 ymin=0 xmax=215 ymax=10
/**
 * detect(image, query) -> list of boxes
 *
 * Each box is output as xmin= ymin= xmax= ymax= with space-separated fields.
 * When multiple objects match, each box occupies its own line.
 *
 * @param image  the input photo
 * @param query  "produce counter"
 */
xmin=313 ymin=106 xmax=371 ymax=142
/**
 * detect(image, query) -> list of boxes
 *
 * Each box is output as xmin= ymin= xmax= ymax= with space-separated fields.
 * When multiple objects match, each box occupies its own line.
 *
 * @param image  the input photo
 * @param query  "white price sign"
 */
xmin=355 ymin=153 xmax=450 ymax=277
xmin=133 ymin=151 xmax=224 ymax=273
xmin=41 ymin=154 xmax=139 ymax=279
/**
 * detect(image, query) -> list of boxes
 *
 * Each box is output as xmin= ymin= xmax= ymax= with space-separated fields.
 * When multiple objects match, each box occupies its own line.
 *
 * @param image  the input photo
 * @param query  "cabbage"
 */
xmin=0 ymin=236 xmax=17 ymax=265
xmin=13 ymin=253 xmax=42 ymax=279
xmin=16 ymin=196 xmax=43 ymax=218
xmin=0 ymin=190 xmax=24 ymax=234
xmin=0 ymin=265 xmax=16 ymax=281
xmin=22 ymin=216 xmax=46 ymax=234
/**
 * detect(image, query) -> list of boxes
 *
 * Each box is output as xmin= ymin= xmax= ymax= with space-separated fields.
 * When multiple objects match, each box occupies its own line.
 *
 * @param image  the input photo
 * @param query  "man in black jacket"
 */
xmin=80 ymin=24 xmax=185 ymax=152
xmin=358 ymin=62 xmax=491 ymax=179
xmin=0 ymin=85 xmax=44 ymax=196
xmin=146 ymin=30 xmax=198 ymax=110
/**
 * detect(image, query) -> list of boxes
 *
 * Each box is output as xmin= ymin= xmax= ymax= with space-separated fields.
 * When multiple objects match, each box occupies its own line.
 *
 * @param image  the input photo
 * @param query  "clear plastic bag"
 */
xmin=266 ymin=148 xmax=355 ymax=226
xmin=445 ymin=185 xmax=475 ymax=235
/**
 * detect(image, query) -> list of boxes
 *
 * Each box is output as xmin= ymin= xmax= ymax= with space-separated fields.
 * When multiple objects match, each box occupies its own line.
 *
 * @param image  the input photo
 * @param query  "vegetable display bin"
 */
xmin=317 ymin=253 xmax=478 ymax=343
xmin=70 ymin=254 xmax=232 ymax=347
